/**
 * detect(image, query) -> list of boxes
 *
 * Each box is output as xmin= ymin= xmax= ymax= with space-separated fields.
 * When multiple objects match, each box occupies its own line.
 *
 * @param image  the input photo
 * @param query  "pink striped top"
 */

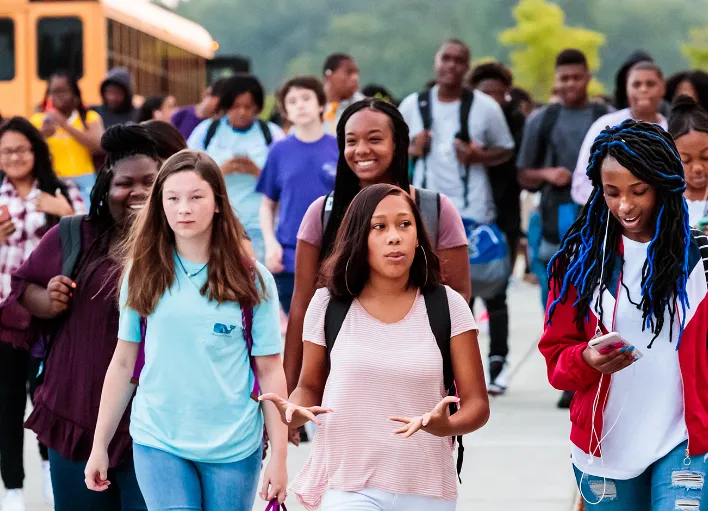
xmin=289 ymin=286 xmax=478 ymax=510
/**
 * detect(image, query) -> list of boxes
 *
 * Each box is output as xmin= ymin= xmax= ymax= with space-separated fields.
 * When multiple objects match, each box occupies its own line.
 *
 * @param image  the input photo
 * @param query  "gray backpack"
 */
xmin=321 ymin=188 xmax=441 ymax=247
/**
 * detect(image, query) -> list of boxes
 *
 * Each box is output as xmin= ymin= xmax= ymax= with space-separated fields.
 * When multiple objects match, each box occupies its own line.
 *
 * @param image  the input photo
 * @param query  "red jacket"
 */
xmin=539 ymin=252 xmax=708 ymax=458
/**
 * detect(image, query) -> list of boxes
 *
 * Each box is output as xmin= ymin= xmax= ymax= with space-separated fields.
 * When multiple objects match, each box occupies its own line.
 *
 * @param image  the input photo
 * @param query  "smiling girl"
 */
xmin=0 ymin=117 xmax=85 ymax=510
xmin=668 ymin=95 xmax=708 ymax=228
xmin=284 ymin=99 xmax=470 ymax=401
xmin=85 ymin=150 xmax=288 ymax=511
xmin=540 ymin=120 xmax=708 ymax=509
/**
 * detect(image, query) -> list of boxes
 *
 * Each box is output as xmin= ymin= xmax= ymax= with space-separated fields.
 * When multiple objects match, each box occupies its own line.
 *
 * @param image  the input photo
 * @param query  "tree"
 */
xmin=499 ymin=0 xmax=605 ymax=100
xmin=683 ymin=28 xmax=708 ymax=71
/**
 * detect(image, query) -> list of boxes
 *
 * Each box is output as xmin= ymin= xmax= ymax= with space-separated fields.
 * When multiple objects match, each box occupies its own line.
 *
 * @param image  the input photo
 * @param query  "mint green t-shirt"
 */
xmin=118 ymin=256 xmax=281 ymax=463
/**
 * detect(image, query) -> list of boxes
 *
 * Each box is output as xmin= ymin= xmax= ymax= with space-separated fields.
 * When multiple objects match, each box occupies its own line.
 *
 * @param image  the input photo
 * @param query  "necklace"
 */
xmin=176 ymin=254 xmax=207 ymax=278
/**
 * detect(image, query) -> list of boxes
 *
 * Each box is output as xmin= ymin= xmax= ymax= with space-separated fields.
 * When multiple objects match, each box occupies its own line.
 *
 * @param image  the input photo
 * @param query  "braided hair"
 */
xmin=81 ymin=125 xmax=159 ymax=281
xmin=547 ymin=119 xmax=690 ymax=348
xmin=319 ymin=98 xmax=411 ymax=260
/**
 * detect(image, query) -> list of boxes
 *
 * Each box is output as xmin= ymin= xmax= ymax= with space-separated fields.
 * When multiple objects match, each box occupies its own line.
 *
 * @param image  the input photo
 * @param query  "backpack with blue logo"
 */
xmin=463 ymin=219 xmax=512 ymax=299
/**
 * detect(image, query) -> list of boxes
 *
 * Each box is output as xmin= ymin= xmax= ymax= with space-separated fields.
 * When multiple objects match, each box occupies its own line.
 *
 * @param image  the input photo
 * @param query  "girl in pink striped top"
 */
xmin=261 ymin=184 xmax=490 ymax=511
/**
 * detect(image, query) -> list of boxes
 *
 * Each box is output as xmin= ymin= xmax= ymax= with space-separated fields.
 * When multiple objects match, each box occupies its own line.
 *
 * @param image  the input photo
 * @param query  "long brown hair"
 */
xmin=320 ymin=184 xmax=441 ymax=299
xmin=121 ymin=150 xmax=264 ymax=316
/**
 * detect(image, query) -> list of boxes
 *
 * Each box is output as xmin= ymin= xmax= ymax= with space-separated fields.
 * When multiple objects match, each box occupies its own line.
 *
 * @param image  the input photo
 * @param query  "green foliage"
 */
xmin=499 ymin=0 xmax=605 ymax=101
xmin=169 ymin=0 xmax=706 ymax=100
xmin=683 ymin=28 xmax=708 ymax=71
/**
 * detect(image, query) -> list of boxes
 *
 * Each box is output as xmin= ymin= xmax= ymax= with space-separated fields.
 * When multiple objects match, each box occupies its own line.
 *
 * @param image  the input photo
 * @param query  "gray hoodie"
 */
xmin=90 ymin=67 xmax=137 ymax=128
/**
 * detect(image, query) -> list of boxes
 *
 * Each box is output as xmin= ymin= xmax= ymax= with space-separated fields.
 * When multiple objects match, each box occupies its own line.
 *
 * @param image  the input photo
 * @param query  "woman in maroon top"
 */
xmin=0 ymin=125 xmax=160 ymax=511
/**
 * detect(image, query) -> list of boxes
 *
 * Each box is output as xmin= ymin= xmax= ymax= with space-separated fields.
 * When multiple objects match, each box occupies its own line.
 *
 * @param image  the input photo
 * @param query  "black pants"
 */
xmin=0 ymin=343 xmax=48 ymax=490
xmin=472 ymin=289 xmax=509 ymax=359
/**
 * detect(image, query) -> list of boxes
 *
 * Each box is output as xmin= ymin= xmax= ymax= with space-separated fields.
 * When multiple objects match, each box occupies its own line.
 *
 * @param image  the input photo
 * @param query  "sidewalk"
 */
xmin=5 ymin=279 xmax=576 ymax=511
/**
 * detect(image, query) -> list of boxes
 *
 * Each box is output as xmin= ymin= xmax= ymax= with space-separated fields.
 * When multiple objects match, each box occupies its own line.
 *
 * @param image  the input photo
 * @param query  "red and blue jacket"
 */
xmin=539 ymin=235 xmax=708 ymax=458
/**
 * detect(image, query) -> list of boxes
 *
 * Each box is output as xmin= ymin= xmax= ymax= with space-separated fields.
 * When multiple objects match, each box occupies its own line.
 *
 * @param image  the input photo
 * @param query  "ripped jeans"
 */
xmin=574 ymin=441 xmax=708 ymax=510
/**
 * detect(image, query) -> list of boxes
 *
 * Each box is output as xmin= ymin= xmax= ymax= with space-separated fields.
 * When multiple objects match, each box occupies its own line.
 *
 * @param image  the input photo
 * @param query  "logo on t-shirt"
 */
xmin=213 ymin=323 xmax=237 ymax=335
xmin=322 ymin=162 xmax=337 ymax=177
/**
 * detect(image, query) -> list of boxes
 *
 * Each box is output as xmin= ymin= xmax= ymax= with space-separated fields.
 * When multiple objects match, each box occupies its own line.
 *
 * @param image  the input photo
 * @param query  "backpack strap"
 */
xmin=37 ymin=215 xmax=84 ymax=385
xmin=324 ymin=294 xmax=354 ymax=365
xmin=590 ymin=103 xmax=608 ymax=122
xmin=458 ymin=88 xmax=474 ymax=144
xmin=258 ymin=119 xmax=274 ymax=146
xmin=458 ymin=89 xmax=475 ymax=210
xmin=422 ymin=284 xmax=464 ymax=482
xmin=416 ymin=89 xmax=433 ymax=188
xmin=423 ymin=285 xmax=452 ymax=390
xmin=536 ymin=103 xmax=563 ymax=168
xmin=321 ymin=192 xmax=334 ymax=235
xmin=59 ymin=215 xmax=84 ymax=278
xmin=203 ymin=118 xmax=221 ymax=149
xmin=241 ymin=305 xmax=261 ymax=400
xmin=415 ymin=188 xmax=441 ymax=249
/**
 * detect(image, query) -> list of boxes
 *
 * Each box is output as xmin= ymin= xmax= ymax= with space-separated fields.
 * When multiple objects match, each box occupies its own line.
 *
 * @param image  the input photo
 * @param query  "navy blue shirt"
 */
xmin=256 ymin=134 xmax=338 ymax=273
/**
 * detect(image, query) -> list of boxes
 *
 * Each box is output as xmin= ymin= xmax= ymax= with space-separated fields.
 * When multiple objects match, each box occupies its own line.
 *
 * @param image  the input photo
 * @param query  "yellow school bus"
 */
xmin=0 ymin=0 xmax=216 ymax=118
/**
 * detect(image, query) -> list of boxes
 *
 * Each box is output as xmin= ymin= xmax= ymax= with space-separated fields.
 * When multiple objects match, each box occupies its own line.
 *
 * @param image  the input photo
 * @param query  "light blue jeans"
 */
xmin=574 ymin=441 xmax=708 ymax=510
xmin=132 ymin=444 xmax=262 ymax=511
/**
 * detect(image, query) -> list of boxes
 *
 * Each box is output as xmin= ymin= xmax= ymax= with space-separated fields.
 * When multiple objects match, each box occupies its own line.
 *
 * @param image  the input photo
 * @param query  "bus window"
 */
xmin=37 ymin=17 xmax=83 ymax=79
xmin=0 ymin=19 xmax=15 ymax=81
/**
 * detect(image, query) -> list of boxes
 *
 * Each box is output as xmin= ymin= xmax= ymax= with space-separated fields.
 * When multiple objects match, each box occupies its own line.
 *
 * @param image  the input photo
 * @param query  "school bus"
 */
xmin=0 ymin=0 xmax=217 ymax=118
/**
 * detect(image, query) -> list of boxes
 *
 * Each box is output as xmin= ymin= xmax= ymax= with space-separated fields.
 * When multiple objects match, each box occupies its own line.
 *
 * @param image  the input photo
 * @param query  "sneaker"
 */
xmin=487 ymin=356 xmax=509 ymax=396
xmin=557 ymin=390 xmax=574 ymax=409
xmin=42 ymin=460 xmax=54 ymax=505
xmin=1 ymin=490 xmax=26 ymax=511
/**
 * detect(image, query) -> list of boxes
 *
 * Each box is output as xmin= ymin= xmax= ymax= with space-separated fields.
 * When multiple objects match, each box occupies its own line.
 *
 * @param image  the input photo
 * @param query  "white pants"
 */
xmin=321 ymin=488 xmax=457 ymax=511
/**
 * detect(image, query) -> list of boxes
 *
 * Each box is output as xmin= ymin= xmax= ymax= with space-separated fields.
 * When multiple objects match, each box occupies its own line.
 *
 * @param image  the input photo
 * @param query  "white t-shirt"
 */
xmin=571 ymin=108 xmax=668 ymax=205
xmin=687 ymin=199 xmax=708 ymax=228
xmin=399 ymin=86 xmax=515 ymax=224
xmin=571 ymin=236 xmax=687 ymax=480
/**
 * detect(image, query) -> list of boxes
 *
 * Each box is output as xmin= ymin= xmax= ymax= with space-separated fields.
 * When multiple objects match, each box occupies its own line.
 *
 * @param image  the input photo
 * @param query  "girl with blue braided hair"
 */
xmin=539 ymin=119 xmax=708 ymax=510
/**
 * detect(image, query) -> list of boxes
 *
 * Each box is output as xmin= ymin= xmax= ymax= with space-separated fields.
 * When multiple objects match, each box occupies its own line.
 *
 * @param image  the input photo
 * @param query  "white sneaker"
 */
xmin=42 ymin=460 xmax=54 ymax=505
xmin=487 ymin=356 xmax=510 ymax=396
xmin=1 ymin=489 xmax=26 ymax=511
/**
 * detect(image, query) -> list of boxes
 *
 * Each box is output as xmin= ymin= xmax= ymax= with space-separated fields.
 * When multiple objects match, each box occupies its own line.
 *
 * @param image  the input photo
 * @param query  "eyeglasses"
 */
xmin=0 ymin=147 xmax=33 ymax=159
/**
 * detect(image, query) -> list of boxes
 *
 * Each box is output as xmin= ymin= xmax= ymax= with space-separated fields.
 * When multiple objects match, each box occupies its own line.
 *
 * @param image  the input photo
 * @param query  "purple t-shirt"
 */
xmin=171 ymin=105 xmax=205 ymax=140
xmin=256 ymin=134 xmax=338 ymax=273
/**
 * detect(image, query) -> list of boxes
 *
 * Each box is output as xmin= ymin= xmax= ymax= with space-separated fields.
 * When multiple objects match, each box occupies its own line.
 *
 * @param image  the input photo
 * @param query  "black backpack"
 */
xmin=203 ymin=118 xmax=274 ymax=149
xmin=35 ymin=215 xmax=84 ymax=385
xmin=534 ymin=103 xmax=608 ymax=245
xmin=323 ymin=284 xmax=465 ymax=481
xmin=414 ymin=87 xmax=475 ymax=209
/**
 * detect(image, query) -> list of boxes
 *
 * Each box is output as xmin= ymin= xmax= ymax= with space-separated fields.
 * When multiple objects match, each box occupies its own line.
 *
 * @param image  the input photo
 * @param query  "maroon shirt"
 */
xmin=0 ymin=218 xmax=132 ymax=466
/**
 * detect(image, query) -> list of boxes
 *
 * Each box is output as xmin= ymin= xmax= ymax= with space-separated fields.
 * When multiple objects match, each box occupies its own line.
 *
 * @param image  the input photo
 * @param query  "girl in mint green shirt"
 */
xmin=85 ymin=149 xmax=289 ymax=510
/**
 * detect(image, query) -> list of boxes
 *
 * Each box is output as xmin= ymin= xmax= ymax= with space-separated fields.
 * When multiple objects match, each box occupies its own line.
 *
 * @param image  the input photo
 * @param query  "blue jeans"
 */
xmin=273 ymin=272 xmax=294 ymax=314
xmin=132 ymin=443 xmax=262 ymax=511
xmin=527 ymin=210 xmax=550 ymax=310
xmin=48 ymin=448 xmax=146 ymax=511
xmin=574 ymin=441 xmax=708 ymax=510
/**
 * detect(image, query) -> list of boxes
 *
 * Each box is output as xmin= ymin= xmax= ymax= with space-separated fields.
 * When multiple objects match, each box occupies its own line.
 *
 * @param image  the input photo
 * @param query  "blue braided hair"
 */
xmin=547 ymin=119 xmax=691 ymax=348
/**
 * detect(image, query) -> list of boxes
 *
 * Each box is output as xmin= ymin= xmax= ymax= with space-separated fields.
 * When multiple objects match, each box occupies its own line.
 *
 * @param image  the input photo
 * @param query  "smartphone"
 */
xmin=697 ymin=216 xmax=708 ymax=232
xmin=589 ymin=332 xmax=643 ymax=361
xmin=0 ymin=205 xmax=10 ymax=223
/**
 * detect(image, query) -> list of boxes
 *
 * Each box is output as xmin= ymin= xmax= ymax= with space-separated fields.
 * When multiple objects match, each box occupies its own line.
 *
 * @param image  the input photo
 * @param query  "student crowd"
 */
xmin=1 ymin=38 xmax=708 ymax=511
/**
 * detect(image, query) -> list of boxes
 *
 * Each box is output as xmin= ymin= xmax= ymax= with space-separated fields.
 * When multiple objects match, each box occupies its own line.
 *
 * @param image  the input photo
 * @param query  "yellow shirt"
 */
xmin=30 ymin=110 xmax=99 ymax=178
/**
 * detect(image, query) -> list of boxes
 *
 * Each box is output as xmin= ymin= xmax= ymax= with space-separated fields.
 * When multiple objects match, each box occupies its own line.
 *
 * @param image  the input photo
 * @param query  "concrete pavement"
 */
xmin=4 ymin=278 xmax=577 ymax=511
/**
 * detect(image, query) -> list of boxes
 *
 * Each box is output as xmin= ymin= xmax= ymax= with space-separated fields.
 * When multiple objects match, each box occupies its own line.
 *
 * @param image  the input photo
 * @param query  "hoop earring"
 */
xmin=419 ymin=246 xmax=428 ymax=288
xmin=345 ymin=258 xmax=354 ymax=296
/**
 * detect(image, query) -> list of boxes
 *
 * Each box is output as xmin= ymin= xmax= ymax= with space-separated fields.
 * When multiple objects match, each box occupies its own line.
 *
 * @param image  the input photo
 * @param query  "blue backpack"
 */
xmin=463 ymin=219 xmax=512 ymax=299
